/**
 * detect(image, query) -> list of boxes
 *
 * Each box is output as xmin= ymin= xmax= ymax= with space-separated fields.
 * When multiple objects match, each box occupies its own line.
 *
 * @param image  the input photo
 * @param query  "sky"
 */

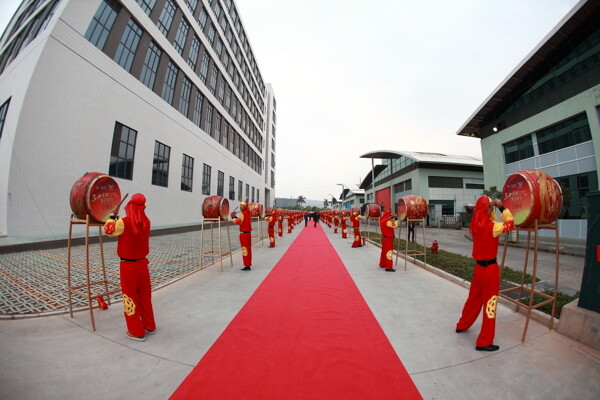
xmin=0 ymin=0 xmax=581 ymax=203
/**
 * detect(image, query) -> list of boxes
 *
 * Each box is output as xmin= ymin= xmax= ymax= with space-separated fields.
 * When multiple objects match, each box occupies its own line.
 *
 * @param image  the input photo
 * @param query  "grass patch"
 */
xmin=364 ymin=231 xmax=578 ymax=318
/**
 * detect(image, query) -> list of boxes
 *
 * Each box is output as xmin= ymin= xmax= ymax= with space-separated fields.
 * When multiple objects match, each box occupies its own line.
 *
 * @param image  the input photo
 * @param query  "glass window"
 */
xmin=109 ymin=122 xmax=137 ymax=180
xmin=214 ymin=112 xmax=221 ymax=141
xmin=84 ymin=0 xmax=120 ymax=50
xmin=161 ymin=61 xmax=178 ymax=105
xmin=238 ymin=180 xmax=243 ymax=201
xmin=503 ymin=135 xmax=534 ymax=164
xmin=192 ymin=90 xmax=204 ymax=126
xmin=557 ymin=171 xmax=598 ymax=219
xmin=209 ymin=65 xmax=218 ymax=94
xmin=202 ymin=163 xmax=212 ymax=195
xmin=156 ymin=0 xmax=176 ymax=37
xmin=428 ymin=176 xmax=463 ymax=188
xmin=199 ymin=51 xmax=210 ymax=83
xmin=181 ymin=154 xmax=194 ymax=191
xmin=140 ymin=41 xmax=162 ymax=90
xmin=207 ymin=24 xmax=215 ymax=44
xmin=536 ymin=113 xmax=592 ymax=155
xmin=187 ymin=35 xmax=200 ymax=70
xmin=198 ymin=8 xmax=208 ymax=30
xmin=186 ymin=0 xmax=199 ymax=13
xmin=173 ymin=18 xmax=189 ymax=55
xmin=0 ymin=98 xmax=10 ymax=141
xmin=229 ymin=176 xmax=235 ymax=200
xmin=245 ymin=183 xmax=249 ymax=201
xmin=152 ymin=141 xmax=170 ymax=187
xmin=114 ymin=19 xmax=143 ymax=72
xmin=217 ymin=170 xmax=224 ymax=196
xmin=137 ymin=0 xmax=156 ymax=16
xmin=204 ymin=103 xmax=213 ymax=135
xmin=179 ymin=78 xmax=192 ymax=116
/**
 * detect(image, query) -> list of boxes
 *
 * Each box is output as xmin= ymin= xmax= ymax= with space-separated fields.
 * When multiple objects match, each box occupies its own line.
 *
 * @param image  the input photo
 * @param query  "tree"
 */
xmin=296 ymin=195 xmax=306 ymax=208
xmin=483 ymin=186 xmax=502 ymax=199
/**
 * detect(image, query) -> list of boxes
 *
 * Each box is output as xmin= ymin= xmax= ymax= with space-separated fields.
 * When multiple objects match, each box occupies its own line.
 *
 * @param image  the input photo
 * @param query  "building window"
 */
xmin=218 ymin=78 xmax=225 ymax=104
xmin=238 ymin=180 xmax=243 ymax=201
xmin=140 ymin=41 xmax=162 ymax=90
xmin=109 ymin=122 xmax=137 ymax=180
xmin=186 ymin=0 xmax=199 ymax=14
xmin=156 ymin=0 xmax=176 ymax=37
xmin=173 ymin=18 xmax=189 ymax=55
xmin=217 ymin=170 xmax=224 ymax=196
xmin=188 ymin=35 xmax=200 ymax=70
xmin=204 ymin=103 xmax=213 ymax=135
xmin=161 ymin=61 xmax=178 ymax=105
xmin=557 ymin=171 xmax=598 ymax=219
xmin=202 ymin=163 xmax=212 ymax=195
xmin=465 ymin=183 xmax=485 ymax=189
xmin=179 ymin=78 xmax=192 ymax=116
xmin=114 ymin=19 xmax=143 ymax=72
xmin=152 ymin=141 xmax=170 ymax=187
xmin=229 ymin=176 xmax=235 ymax=200
xmin=0 ymin=98 xmax=10 ymax=141
xmin=207 ymin=24 xmax=215 ymax=44
xmin=199 ymin=51 xmax=210 ymax=83
xmin=251 ymin=186 xmax=255 ymax=202
xmin=181 ymin=154 xmax=194 ymax=191
xmin=198 ymin=8 xmax=208 ymax=30
xmin=192 ymin=91 xmax=204 ymax=126
xmin=271 ymin=171 xmax=275 ymax=188
xmin=209 ymin=65 xmax=218 ymax=94
xmin=503 ymin=135 xmax=534 ymax=164
xmin=428 ymin=176 xmax=463 ymax=188
xmin=245 ymin=183 xmax=249 ymax=201
xmin=85 ymin=0 xmax=121 ymax=50
xmin=257 ymin=190 xmax=260 ymax=204
xmin=137 ymin=0 xmax=156 ymax=16
xmin=536 ymin=113 xmax=592 ymax=155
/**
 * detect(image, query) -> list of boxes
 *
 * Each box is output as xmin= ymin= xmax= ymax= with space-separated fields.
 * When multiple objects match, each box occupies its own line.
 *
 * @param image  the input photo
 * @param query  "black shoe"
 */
xmin=385 ymin=268 xmax=396 ymax=272
xmin=455 ymin=329 xmax=465 ymax=333
xmin=475 ymin=344 xmax=499 ymax=351
xmin=241 ymin=267 xmax=251 ymax=271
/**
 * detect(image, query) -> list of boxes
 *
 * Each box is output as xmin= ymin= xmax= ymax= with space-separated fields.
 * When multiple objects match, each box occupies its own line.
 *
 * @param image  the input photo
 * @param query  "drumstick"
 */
xmin=111 ymin=193 xmax=129 ymax=217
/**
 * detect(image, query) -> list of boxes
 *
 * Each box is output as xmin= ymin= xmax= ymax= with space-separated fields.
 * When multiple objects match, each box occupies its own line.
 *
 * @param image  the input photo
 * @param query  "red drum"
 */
xmin=69 ymin=172 xmax=122 ymax=223
xmin=265 ymin=207 xmax=273 ymax=215
xmin=202 ymin=196 xmax=230 ymax=220
xmin=342 ymin=209 xmax=351 ymax=217
xmin=248 ymin=202 xmax=264 ymax=218
xmin=502 ymin=169 xmax=563 ymax=228
xmin=364 ymin=204 xmax=382 ymax=219
xmin=397 ymin=195 xmax=428 ymax=221
xmin=351 ymin=207 xmax=361 ymax=215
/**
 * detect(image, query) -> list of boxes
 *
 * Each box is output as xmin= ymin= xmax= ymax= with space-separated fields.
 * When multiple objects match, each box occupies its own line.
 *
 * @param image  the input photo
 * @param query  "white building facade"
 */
xmin=0 ymin=0 xmax=276 ymax=239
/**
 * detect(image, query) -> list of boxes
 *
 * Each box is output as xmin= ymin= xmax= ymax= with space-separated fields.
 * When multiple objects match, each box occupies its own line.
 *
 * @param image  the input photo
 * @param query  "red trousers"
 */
xmin=278 ymin=223 xmax=283 ymax=237
xmin=456 ymin=263 xmax=500 ymax=347
xmin=380 ymin=236 xmax=394 ymax=270
xmin=120 ymin=259 xmax=156 ymax=337
xmin=239 ymin=232 xmax=252 ymax=267
xmin=351 ymin=227 xmax=362 ymax=247
xmin=268 ymin=227 xmax=275 ymax=247
xmin=341 ymin=223 xmax=347 ymax=238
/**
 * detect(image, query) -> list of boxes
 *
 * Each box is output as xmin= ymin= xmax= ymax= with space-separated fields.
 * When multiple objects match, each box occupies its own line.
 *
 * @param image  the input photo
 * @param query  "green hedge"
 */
xmin=364 ymin=232 xmax=578 ymax=318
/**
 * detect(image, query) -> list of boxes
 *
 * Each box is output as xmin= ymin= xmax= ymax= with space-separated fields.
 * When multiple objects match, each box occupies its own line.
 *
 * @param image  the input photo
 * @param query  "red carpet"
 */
xmin=170 ymin=226 xmax=422 ymax=399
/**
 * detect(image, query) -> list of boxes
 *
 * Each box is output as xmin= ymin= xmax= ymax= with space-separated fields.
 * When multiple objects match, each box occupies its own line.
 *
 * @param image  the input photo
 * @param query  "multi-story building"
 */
xmin=456 ymin=0 xmax=599 ymax=239
xmin=359 ymin=150 xmax=484 ymax=226
xmin=0 ymin=0 xmax=276 ymax=239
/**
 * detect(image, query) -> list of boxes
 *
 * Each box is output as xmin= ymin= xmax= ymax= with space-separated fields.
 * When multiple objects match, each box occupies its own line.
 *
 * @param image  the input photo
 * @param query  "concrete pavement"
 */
xmin=0 ymin=224 xmax=598 ymax=399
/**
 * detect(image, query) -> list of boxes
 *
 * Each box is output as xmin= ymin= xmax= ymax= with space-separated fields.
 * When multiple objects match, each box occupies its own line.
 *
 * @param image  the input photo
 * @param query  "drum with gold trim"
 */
xmin=364 ymin=204 xmax=382 ymax=219
xmin=202 ymin=195 xmax=230 ymax=220
xmin=502 ymin=169 xmax=563 ymax=228
xmin=397 ymin=195 xmax=428 ymax=221
xmin=248 ymin=202 xmax=264 ymax=218
xmin=69 ymin=172 xmax=122 ymax=223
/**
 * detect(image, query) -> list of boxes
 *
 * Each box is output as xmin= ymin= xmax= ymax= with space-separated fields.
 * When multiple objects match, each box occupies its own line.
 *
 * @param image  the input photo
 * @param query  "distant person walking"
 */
xmin=312 ymin=211 xmax=320 ymax=227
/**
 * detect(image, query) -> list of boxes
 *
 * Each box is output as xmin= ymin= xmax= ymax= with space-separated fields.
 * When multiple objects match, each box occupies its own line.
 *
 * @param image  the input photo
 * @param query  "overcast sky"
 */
xmin=0 ymin=0 xmax=581 ymax=203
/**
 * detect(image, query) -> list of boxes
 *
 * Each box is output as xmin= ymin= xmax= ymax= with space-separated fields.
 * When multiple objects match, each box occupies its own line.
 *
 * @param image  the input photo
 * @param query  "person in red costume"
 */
xmin=350 ymin=210 xmax=363 ymax=247
xmin=104 ymin=193 xmax=156 ymax=342
xmin=379 ymin=210 xmax=399 ymax=271
xmin=333 ymin=211 xmax=339 ymax=234
xmin=455 ymin=196 xmax=514 ymax=351
xmin=341 ymin=211 xmax=348 ymax=239
xmin=232 ymin=201 xmax=252 ymax=271
xmin=277 ymin=212 xmax=284 ymax=237
xmin=265 ymin=210 xmax=276 ymax=248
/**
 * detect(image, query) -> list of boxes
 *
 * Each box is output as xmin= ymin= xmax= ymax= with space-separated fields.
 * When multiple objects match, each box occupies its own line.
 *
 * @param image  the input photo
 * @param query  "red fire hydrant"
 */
xmin=431 ymin=240 xmax=439 ymax=254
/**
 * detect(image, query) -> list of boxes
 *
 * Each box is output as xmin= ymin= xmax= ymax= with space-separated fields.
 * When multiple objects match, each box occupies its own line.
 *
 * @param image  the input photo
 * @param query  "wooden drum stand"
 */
xmin=200 ymin=217 xmax=233 ymax=271
xmin=395 ymin=218 xmax=427 ymax=271
xmin=498 ymin=220 xmax=559 ymax=342
xmin=67 ymin=214 xmax=120 ymax=331
xmin=251 ymin=216 xmax=264 ymax=247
